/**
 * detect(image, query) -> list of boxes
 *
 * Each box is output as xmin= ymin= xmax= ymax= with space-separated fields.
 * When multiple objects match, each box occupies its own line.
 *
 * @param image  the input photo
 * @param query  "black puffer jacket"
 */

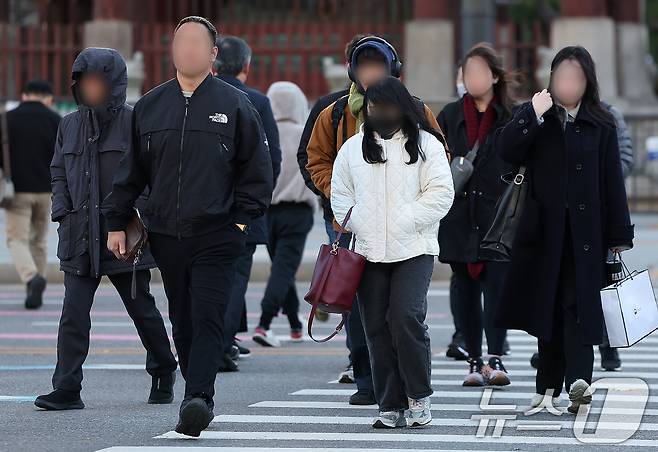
xmin=50 ymin=47 xmax=156 ymax=277
xmin=102 ymin=73 xmax=273 ymax=239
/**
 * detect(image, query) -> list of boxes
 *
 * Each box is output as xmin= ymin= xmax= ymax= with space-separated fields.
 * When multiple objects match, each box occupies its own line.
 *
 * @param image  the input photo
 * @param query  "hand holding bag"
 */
xmin=479 ymin=166 xmax=528 ymax=262
xmin=0 ymin=111 xmax=15 ymax=208
xmin=304 ymin=206 xmax=366 ymax=343
xmin=600 ymin=252 xmax=658 ymax=348
xmin=119 ymin=208 xmax=148 ymax=299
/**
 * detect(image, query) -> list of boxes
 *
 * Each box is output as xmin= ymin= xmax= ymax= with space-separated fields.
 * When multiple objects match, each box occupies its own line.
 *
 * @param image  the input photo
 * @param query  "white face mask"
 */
xmin=456 ymin=83 xmax=467 ymax=98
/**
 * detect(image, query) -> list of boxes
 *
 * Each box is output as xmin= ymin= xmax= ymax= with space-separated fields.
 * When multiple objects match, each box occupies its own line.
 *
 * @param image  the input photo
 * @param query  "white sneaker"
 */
xmin=407 ymin=396 xmax=432 ymax=428
xmin=372 ymin=410 xmax=406 ymax=429
xmin=530 ymin=392 xmax=561 ymax=408
xmin=567 ymin=379 xmax=592 ymax=414
xmin=252 ymin=327 xmax=281 ymax=347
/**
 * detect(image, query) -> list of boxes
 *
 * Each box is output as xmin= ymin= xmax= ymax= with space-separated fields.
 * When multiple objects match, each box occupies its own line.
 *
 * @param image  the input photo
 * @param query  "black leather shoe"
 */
xmin=530 ymin=352 xmax=539 ymax=369
xmin=446 ymin=341 xmax=469 ymax=360
xmin=349 ymin=389 xmax=376 ymax=405
xmin=218 ymin=353 xmax=239 ymax=372
xmin=600 ymin=345 xmax=622 ymax=371
xmin=34 ymin=389 xmax=84 ymax=410
xmin=25 ymin=275 xmax=46 ymax=310
xmin=175 ymin=396 xmax=214 ymax=437
xmin=148 ymin=372 xmax=175 ymax=404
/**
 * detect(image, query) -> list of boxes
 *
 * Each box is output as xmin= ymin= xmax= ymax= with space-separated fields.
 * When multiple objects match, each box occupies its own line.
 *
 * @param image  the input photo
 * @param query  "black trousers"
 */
xmin=52 ymin=270 xmax=177 ymax=392
xmin=324 ymin=219 xmax=373 ymax=391
xmin=222 ymin=242 xmax=256 ymax=353
xmin=357 ymin=254 xmax=434 ymax=411
xmin=149 ymin=226 xmax=245 ymax=402
xmin=449 ymin=261 xmax=509 ymax=358
xmin=258 ymin=203 xmax=314 ymax=330
xmin=536 ymin=221 xmax=594 ymax=397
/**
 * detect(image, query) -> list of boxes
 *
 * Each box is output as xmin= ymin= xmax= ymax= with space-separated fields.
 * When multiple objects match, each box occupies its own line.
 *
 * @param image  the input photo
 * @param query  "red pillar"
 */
xmin=610 ymin=0 xmax=641 ymax=23
xmin=414 ymin=0 xmax=451 ymax=19
xmin=92 ymin=0 xmax=132 ymax=20
xmin=560 ymin=0 xmax=607 ymax=17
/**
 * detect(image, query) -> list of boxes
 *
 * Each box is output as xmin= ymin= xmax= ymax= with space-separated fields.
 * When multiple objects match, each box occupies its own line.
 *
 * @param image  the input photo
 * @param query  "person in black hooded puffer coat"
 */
xmin=34 ymin=48 xmax=177 ymax=411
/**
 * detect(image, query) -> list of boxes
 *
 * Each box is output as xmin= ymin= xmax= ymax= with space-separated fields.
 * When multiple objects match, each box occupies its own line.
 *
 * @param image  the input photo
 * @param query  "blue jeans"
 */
xmin=325 ymin=219 xmax=373 ymax=391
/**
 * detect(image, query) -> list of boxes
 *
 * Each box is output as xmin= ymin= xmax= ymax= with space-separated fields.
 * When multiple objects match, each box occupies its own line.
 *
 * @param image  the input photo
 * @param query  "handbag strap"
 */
xmin=0 ymin=111 xmax=10 ymax=178
xmin=464 ymin=139 xmax=480 ymax=163
xmin=307 ymin=305 xmax=347 ymax=343
xmin=333 ymin=206 xmax=354 ymax=247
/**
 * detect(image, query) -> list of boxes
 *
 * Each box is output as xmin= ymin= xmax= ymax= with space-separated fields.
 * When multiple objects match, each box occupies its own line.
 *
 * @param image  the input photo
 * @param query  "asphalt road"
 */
xmin=1 ymin=280 xmax=657 ymax=451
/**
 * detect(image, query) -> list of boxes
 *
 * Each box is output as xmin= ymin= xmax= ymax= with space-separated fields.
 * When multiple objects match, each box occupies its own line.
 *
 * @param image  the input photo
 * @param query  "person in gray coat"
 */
xmin=34 ymin=48 xmax=177 ymax=411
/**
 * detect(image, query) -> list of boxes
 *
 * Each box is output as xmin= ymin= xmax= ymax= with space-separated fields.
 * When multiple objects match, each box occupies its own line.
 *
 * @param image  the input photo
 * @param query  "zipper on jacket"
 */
xmin=177 ymin=98 xmax=189 ymax=240
xmin=218 ymin=134 xmax=229 ymax=153
xmin=147 ymin=133 xmax=151 ymax=152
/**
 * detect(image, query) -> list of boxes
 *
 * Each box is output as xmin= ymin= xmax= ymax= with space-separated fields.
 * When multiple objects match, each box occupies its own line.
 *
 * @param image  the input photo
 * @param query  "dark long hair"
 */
xmin=462 ymin=42 xmax=517 ymax=115
xmin=548 ymin=46 xmax=614 ymax=126
xmin=362 ymin=77 xmax=443 ymax=165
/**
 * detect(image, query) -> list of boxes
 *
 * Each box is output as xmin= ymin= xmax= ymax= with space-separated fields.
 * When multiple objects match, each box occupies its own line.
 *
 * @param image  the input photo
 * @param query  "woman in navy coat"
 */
xmin=494 ymin=46 xmax=634 ymax=414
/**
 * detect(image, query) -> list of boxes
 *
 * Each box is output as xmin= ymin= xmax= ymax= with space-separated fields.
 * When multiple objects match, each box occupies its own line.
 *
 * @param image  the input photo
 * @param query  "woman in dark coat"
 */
xmin=494 ymin=46 xmax=634 ymax=414
xmin=437 ymin=43 xmax=513 ymax=387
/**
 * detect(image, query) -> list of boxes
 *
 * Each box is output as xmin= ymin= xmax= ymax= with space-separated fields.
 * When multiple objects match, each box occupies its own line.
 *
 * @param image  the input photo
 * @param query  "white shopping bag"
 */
xmin=600 ymin=262 xmax=658 ymax=348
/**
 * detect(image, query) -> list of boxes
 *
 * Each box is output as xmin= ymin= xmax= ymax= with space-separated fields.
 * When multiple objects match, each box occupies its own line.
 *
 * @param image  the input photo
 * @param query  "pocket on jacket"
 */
xmin=56 ymin=210 xmax=86 ymax=261
xmin=56 ymin=213 xmax=73 ymax=260
xmin=401 ymin=203 xmax=419 ymax=236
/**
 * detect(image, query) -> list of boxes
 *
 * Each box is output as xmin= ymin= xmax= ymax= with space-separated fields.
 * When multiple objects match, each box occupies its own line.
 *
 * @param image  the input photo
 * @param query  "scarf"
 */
xmin=348 ymin=83 xmax=365 ymax=130
xmin=463 ymin=93 xmax=498 ymax=149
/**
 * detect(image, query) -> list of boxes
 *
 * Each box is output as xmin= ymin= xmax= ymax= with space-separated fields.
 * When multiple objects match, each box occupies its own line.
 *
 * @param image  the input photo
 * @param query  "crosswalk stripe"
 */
xmin=154 ymin=430 xmax=658 ymax=447
xmin=0 ymin=363 xmax=146 ymax=371
xmin=248 ymin=400 xmax=658 ymax=415
xmin=503 ymin=335 xmax=658 ymax=344
xmin=212 ymin=414 xmax=658 ymax=432
xmin=426 ymin=379 xmax=658 ymax=389
xmin=99 ymin=447 xmax=506 ymax=452
xmin=431 ymin=359 xmax=658 ymax=368
xmin=439 ymin=352 xmax=658 ymax=361
xmin=431 ymin=368 xmax=658 ymax=378
xmin=291 ymin=389 xmax=656 ymax=403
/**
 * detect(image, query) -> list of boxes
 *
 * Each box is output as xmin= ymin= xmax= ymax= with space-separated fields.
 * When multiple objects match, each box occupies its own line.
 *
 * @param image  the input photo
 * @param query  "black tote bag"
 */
xmin=479 ymin=166 xmax=528 ymax=262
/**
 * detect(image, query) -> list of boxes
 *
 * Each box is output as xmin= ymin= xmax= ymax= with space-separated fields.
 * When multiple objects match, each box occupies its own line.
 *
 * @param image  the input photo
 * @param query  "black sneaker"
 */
xmin=175 ymin=396 xmax=214 ymax=437
xmin=217 ymin=353 xmax=239 ymax=372
xmin=228 ymin=345 xmax=240 ymax=361
xmin=446 ymin=341 xmax=469 ymax=361
xmin=34 ymin=389 xmax=84 ymax=410
xmin=349 ymin=389 xmax=376 ymax=405
xmin=235 ymin=340 xmax=251 ymax=358
xmin=338 ymin=363 xmax=354 ymax=384
xmin=599 ymin=345 xmax=622 ymax=371
xmin=148 ymin=372 xmax=175 ymax=404
xmin=485 ymin=356 xmax=510 ymax=386
xmin=463 ymin=357 xmax=485 ymax=386
xmin=25 ymin=275 xmax=46 ymax=310
xmin=530 ymin=352 xmax=539 ymax=369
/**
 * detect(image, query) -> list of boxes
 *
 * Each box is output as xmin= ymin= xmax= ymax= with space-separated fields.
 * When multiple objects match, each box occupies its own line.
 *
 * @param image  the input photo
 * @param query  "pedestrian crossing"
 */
xmin=96 ymin=328 xmax=658 ymax=451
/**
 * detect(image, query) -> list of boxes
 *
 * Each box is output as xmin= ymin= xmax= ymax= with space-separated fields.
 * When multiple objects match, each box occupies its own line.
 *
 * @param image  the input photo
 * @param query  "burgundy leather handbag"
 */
xmin=304 ymin=207 xmax=366 ymax=343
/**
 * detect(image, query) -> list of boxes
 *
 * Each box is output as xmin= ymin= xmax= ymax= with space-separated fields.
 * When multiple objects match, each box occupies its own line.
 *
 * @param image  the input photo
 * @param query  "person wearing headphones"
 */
xmin=305 ymin=35 xmax=446 ymax=407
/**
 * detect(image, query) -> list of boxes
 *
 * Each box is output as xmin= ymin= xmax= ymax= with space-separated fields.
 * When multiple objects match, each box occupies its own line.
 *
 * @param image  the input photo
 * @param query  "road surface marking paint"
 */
xmin=153 ymin=430 xmax=658 ymax=447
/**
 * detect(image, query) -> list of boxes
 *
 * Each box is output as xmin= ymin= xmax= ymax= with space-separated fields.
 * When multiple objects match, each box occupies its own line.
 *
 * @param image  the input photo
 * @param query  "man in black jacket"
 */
xmin=213 ymin=35 xmax=281 ymax=363
xmin=103 ymin=17 xmax=273 ymax=437
xmin=34 ymin=48 xmax=177 ymax=411
xmin=1 ymin=80 xmax=60 ymax=309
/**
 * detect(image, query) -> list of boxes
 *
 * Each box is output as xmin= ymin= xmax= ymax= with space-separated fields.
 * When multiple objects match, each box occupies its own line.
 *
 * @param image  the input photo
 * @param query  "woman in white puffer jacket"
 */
xmin=331 ymin=77 xmax=454 ymax=429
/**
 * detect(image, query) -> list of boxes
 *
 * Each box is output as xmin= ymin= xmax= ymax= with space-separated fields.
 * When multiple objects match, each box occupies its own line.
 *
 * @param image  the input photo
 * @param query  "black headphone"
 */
xmin=347 ymin=36 xmax=402 ymax=82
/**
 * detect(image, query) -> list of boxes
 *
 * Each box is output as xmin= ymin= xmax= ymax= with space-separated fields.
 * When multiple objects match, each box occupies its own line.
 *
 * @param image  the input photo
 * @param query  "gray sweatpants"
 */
xmin=356 ymin=254 xmax=434 ymax=411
